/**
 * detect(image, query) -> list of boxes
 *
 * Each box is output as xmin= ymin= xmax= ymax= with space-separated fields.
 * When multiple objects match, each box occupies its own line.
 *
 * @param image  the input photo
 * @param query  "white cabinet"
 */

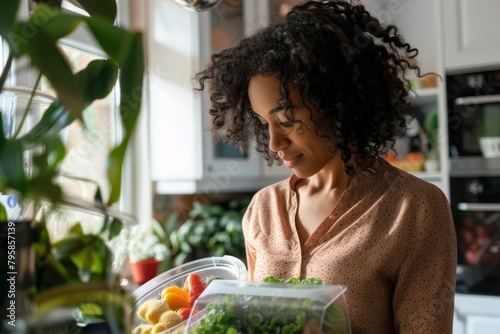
xmin=443 ymin=0 xmax=500 ymax=72
xmin=454 ymin=294 xmax=500 ymax=334
xmin=149 ymin=0 xmax=292 ymax=194
xmin=148 ymin=0 xmax=261 ymax=194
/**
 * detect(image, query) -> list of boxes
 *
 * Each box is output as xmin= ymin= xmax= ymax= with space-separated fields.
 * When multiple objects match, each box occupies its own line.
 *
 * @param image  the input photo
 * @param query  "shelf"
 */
xmin=411 ymin=171 xmax=443 ymax=181
xmin=410 ymin=88 xmax=439 ymax=106
xmin=415 ymin=87 xmax=439 ymax=97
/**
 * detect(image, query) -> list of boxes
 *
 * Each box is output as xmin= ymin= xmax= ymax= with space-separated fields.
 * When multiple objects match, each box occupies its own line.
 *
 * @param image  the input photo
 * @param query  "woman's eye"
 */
xmin=279 ymin=120 xmax=294 ymax=128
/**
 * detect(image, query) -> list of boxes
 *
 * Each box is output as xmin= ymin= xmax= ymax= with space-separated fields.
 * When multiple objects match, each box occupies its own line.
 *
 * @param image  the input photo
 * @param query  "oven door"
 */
xmin=451 ymin=177 xmax=500 ymax=296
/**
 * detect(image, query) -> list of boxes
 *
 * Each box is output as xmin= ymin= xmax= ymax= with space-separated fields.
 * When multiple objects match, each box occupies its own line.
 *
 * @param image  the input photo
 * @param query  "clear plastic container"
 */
xmin=129 ymin=256 xmax=247 ymax=334
xmin=186 ymin=280 xmax=351 ymax=334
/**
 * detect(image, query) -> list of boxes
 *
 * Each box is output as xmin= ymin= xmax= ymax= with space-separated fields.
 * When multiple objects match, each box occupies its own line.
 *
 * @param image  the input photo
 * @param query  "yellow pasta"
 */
xmin=151 ymin=322 xmax=169 ymax=334
xmin=144 ymin=299 xmax=170 ymax=324
xmin=137 ymin=300 xmax=156 ymax=321
xmin=131 ymin=324 xmax=154 ymax=334
xmin=159 ymin=310 xmax=183 ymax=328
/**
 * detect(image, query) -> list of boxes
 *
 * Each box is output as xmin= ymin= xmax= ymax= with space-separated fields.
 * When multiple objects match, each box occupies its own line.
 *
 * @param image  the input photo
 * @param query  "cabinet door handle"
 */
xmin=457 ymin=202 xmax=500 ymax=212
xmin=454 ymin=94 xmax=500 ymax=105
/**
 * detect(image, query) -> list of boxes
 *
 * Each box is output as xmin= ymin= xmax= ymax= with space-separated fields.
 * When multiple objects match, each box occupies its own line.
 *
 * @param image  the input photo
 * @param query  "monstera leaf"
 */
xmin=0 ymin=0 xmax=144 ymax=207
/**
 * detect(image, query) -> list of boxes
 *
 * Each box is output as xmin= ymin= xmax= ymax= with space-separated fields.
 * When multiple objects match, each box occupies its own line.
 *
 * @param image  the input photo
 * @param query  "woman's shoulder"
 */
xmin=376 ymin=159 xmax=445 ymax=196
xmin=252 ymin=175 xmax=294 ymax=200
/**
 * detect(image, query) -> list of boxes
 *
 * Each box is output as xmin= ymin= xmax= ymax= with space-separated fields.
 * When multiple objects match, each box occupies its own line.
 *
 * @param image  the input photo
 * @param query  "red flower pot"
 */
xmin=131 ymin=258 xmax=160 ymax=285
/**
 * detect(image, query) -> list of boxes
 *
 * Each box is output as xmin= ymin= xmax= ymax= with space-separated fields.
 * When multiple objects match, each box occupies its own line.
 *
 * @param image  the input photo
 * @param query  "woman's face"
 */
xmin=248 ymin=74 xmax=334 ymax=178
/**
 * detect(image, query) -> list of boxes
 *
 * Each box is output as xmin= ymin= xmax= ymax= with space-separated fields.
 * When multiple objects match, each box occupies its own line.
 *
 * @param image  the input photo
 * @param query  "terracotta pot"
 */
xmin=131 ymin=258 xmax=160 ymax=285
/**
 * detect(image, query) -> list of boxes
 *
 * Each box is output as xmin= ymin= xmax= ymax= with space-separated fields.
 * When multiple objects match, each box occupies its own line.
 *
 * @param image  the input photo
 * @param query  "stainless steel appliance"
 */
xmin=447 ymin=69 xmax=500 ymax=296
xmin=451 ymin=176 xmax=500 ymax=295
xmin=447 ymin=69 xmax=500 ymax=161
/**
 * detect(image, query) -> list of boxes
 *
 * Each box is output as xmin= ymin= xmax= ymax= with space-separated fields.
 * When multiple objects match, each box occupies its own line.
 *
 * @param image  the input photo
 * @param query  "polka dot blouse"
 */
xmin=243 ymin=158 xmax=457 ymax=334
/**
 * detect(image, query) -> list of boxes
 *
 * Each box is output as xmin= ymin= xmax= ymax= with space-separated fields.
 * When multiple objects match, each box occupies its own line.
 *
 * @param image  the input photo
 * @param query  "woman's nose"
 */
xmin=268 ymin=127 xmax=289 ymax=153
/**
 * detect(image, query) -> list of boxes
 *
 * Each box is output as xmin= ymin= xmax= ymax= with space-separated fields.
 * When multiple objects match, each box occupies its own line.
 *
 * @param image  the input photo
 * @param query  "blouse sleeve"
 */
xmin=242 ymin=194 xmax=258 ymax=281
xmin=393 ymin=187 xmax=457 ymax=333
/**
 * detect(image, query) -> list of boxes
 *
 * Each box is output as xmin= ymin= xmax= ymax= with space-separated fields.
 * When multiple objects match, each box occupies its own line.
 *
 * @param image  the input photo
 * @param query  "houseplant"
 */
xmin=127 ymin=219 xmax=169 ymax=285
xmin=0 ymin=0 xmax=144 ymax=332
xmin=0 ymin=0 xmax=143 ymax=209
xmin=167 ymin=198 xmax=250 ymax=268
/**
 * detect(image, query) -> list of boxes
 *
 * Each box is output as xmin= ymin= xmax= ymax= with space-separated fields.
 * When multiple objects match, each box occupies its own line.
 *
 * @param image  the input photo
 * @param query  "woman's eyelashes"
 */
xmin=251 ymin=109 xmax=296 ymax=128
xmin=279 ymin=119 xmax=294 ymax=128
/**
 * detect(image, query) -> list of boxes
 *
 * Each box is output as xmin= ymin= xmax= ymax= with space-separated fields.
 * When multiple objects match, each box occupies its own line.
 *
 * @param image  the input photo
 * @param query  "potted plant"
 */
xmin=0 ymin=0 xmax=144 ymax=332
xmin=128 ymin=219 xmax=169 ymax=285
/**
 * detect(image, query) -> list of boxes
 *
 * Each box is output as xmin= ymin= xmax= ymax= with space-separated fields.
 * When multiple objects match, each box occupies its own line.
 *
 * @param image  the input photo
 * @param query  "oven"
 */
xmin=451 ymin=175 xmax=500 ymax=296
xmin=447 ymin=69 xmax=500 ymax=296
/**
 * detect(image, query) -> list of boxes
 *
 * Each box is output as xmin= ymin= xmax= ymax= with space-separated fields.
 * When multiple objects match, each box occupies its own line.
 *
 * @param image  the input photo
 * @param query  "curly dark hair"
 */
xmin=195 ymin=0 xmax=422 ymax=175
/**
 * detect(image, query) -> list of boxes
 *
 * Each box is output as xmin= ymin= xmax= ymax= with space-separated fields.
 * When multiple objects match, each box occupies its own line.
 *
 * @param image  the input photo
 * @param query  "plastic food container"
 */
xmin=129 ymin=256 xmax=247 ymax=334
xmin=186 ymin=280 xmax=351 ymax=334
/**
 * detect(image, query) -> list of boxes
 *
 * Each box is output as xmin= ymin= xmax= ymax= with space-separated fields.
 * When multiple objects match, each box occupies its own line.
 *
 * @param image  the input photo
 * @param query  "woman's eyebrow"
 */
xmin=251 ymin=106 xmax=285 ymax=118
xmin=268 ymin=106 xmax=284 ymax=114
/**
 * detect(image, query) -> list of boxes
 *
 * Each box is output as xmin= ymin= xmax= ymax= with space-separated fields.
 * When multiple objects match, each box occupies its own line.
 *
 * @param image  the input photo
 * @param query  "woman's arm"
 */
xmin=394 ymin=188 xmax=457 ymax=333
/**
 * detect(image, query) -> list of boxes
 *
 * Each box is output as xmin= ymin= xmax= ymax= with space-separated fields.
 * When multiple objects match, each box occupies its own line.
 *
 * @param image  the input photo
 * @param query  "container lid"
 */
xmin=128 ymin=255 xmax=247 ymax=334
xmin=196 ymin=279 xmax=347 ymax=304
xmin=130 ymin=255 xmax=247 ymax=303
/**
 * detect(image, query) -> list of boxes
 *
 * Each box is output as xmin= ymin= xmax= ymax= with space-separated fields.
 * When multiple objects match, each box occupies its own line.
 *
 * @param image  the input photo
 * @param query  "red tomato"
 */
xmin=177 ymin=307 xmax=192 ymax=321
xmin=183 ymin=273 xmax=206 ymax=306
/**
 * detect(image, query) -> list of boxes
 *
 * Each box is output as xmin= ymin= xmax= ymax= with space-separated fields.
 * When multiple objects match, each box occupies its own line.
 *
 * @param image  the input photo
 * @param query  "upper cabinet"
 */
xmin=443 ymin=0 xmax=500 ymax=72
xmin=148 ymin=0 xmax=293 ymax=194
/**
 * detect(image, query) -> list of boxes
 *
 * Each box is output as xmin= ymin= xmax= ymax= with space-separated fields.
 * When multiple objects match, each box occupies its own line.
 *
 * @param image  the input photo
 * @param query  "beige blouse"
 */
xmin=242 ymin=159 xmax=457 ymax=334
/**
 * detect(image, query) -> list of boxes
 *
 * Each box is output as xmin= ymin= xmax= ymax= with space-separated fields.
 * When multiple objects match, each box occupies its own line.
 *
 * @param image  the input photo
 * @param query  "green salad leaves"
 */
xmin=189 ymin=276 xmax=349 ymax=334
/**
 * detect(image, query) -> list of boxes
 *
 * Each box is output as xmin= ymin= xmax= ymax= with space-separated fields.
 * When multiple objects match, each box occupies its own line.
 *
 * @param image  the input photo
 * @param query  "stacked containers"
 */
xmin=129 ymin=256 xmax=247 ymax=334
xmin=130 ymin=256 xmax=351 ymax=334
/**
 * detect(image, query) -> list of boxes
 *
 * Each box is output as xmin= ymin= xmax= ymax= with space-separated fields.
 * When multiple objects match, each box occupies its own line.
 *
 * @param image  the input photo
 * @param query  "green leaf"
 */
xmin=177 ymin=220 xmax=194 ymax=240
xmin=75 ymin=0 xmax=117 ymax=22
xmin=0 ymin=140 xmax=27 ymax=193
xmin=0 ymin=0 xmax=20 ymax=39
xmin=33 ymin=8 xmax=84 ymax=41
xmin=0 ymin=204 xmax=7 ymax=221
xmin=108 ymin=218 xmax=122 ymax=239
xmin=13 ymin=27 xmax=82 ymax=115
xmin=169 ymin=231 xmax=180 ymax=251
xmin=106 ymin=144 xmax=126 ymax=205
xmin=77 ymin=59 xmax=118 ymax=102
xmin=179 ymin=241 xmax=192 ymax=254
xmin=107 ymin=33 xmax=144 ymax=204
xmin=20 ymin=102 xmax=71 ymax=144
xmin=69 ymin=223 xmax=84 ymax=236
xmin=52 ymin=237 xmax=86 ymax=260
xmin=72 ymin=246 xmax=92 ymax=282
xmin=86 ymin=17 xmax=133 ymax=64
xmin=164 ymin=212 xmax=180 ymax=234
xmin=22 ymin=59 xmax=118 ymax=146
xmin=173 ymin=252 xmax=189 ymax=267
xmin=85 ymin=19 xmax=144 ymax=204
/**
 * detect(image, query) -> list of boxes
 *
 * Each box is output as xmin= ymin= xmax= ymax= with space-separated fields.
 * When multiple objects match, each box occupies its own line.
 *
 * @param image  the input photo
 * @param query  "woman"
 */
xmin=195 ymin=1 xmax=456 ymax=333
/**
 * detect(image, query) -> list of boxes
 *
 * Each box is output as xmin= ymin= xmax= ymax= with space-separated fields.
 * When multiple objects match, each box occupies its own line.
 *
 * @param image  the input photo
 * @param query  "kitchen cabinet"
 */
xmin=149 ymin=0 xmax=294 ymax=194
xmin=443 ymin=0 xmax=500 ymax=72
xmin=453 ymin=294 xmax=500 ymax=334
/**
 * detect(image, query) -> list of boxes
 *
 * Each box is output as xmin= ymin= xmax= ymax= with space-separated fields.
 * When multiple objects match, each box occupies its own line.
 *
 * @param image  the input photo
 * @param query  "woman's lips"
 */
xmin=282 ymin=155 xmax=301 ymax=168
